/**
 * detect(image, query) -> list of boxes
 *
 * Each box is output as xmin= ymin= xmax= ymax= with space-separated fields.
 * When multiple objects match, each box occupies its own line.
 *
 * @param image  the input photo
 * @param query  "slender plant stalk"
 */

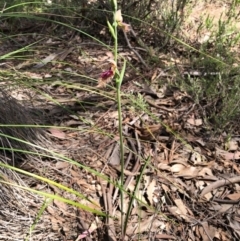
xmin=116 ymin=84 xmax=124 ymax=237
xmin=123 ymin=156 xmax=151 ymax=235
xmin=111 ymin=0 xmax=127 ymax=237
xmin=116 ymin=60 xmax=126 ymax=238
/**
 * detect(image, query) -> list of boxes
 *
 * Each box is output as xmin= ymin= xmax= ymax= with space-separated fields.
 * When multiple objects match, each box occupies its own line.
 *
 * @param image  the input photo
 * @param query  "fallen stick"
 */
xmin=200 ymin=176 xmax=240 ymax=198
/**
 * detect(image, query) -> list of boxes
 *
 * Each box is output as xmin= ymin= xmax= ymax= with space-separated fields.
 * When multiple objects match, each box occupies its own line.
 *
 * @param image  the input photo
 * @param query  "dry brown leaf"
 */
xmin=75 ymin=179 xmax=95 ymax=191
xmin=227 ymin=215 xmax=240 ymax=238
xmin=108 ymin=111 xmax=118 ymax=118
xmin=48 ymin=127 xmax=66 ymax=139
xmin=196 ymin=180 xmax=205 ymax=189
xmin=162 ymin=183 xmax=170 ymax=193
xmin=155 ymin=234 xmax=176 ymax=239
xmin=176 ymin=166 xmax=199 ymax=179
xmin=174 ymin=199 xmax=188 ymax=216
xmin=203 ymin=192 xmax=213 ymax=201
xmin=50 ymin=217 xmax=61 ymax=231
xmin=198 ymin=222 xmax=216 ymax=241
xmin=105 ymin=51 xmax=114 ymax=58
xmin=170 ymin=164 xmax=185 ymax=173
xmin=108 ymin=143 xmax=120 ymax=165
xmin=187 ymin=118 xmax=202 ymax=126
xmin=146 ymin=179 xmax=156 ymax=206
xmin=232 ymin=162 xmax=240 ymax=174
xmin=55 ymin=161 xmax=69 ymax=169
xmin=47 ymin=206 xmax=55 ymax=215
xmin=126 ymin=217 xmax=164 ymax=235
xmin=137 ymin=124 xmax=162 ymax=140
xmin=70 ymin=169 xmax=80 ymax=178
xmin=65 ymin=119 xmax=82 ymax=126
xmin=158 ymin=163 xmax=171 ymax=171
xmin=217 ymin=228 xmax=233 ymax=240
xmin=216 ymin=147 xmax=240 ymax=160
xmin=118 ymin=194 xmax=130 ymax=214
xmin=224 ymin=151 xmax=240 ymax=160
xmin=198 ymin=167 xmax=213 ymax=177
xmin=174 ymin=199 xmax=191 ymax=222
xmin=54 ymin=199 xmax=68 ymax=212
xmin=226 ymin=193 xmax=240 ymax=201
xmin=170 ymin=159 xmax=188 ymax=166
xmin=168 ymin=206 xmax=190 ymax=222
xmin=214 ymin=204 xmax=232 ymax=213
xmin=35 ymin=53 xmax=58 ymax=68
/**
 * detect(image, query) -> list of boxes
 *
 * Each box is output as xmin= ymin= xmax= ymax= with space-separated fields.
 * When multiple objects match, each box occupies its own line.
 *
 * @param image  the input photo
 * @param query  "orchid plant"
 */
xmin=96 ymin=0 xmax=130 ymax=237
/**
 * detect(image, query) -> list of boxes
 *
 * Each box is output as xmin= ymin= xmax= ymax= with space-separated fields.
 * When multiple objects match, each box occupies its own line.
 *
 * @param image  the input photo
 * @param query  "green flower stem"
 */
xmin=111 ymin=0 xmax=126 ymax=236
xmin=116 ymin=60 xmax=126 ymax=237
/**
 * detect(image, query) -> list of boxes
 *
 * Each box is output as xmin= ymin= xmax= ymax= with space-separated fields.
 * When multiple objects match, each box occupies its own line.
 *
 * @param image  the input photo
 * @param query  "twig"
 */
xmin=144 ymin=97 xmax=176 ymax=112
xmin=106 ymin=183 xmax=117 ymax=241
xmin=122 ymin=132 xmax=142 ymax=191
xmin=112 ymin=150 xmax=133 ymax=203
xmin=122 ymin=27 xmax=149 ymax=70
xmin=212 ymin=198 xmax=240 ymax=204
xmin=200 ymin=176 xmax=240 ymax=198
xmin=99 ymin=178 xmax=108 ymax=213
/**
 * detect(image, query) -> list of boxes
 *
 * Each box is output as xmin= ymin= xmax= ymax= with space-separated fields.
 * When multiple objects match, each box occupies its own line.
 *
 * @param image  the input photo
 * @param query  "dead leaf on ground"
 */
xmin=216 ymin=147 xmax=240 ymax=160
xmin=55 ymin=161 xmax=70 ymax=169
xmin=175 ymin=166 xmax=199 ymax=179
xmin=198 ymin=222 xmax=217 ymax=241
xmin=48 ymin=127 xmax=66 ymax=139
xmin=227 ymin=214 xmax=240 ymax=238
xmin=170 ymin=163 xmax=185 ymax=173
xmin=108 ymin=143 xmax=120 ymax=165
xmin=226 ymin=193 xmax=240 ymax=201
xmin=187 ymin=118 xmax=203 ymax=126
xmin=155 ymin=234 xmax=176 ymax=239
xmin=174 ymin=199 xmax=192 ymax=222
xmin=146 ymin=178 xmax=156 ymax=206
xmin=54 ymin=199 xmax=68 ymax=212
xmin=168 ymin=205 xmax=190 ymax=222
xmin=136 ymin=124 xmax=162 ymax=140
xmin=74 ymin=179 xmax=96 ymax=191
xmin=70 ymin=169 xmax=81 ymax=178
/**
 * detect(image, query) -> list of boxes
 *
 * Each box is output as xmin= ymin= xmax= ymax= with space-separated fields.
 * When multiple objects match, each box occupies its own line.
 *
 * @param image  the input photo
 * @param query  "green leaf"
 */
xmin=107 ymin=21 xmax=116 ymax=39
xmin=116 ymin=59 xmax=126 ymax=86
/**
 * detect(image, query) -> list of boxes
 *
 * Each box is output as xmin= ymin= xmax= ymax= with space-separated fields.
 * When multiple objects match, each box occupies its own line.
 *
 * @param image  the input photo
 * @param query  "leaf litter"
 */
xmin=1 ymin=22 xmax=240 ymax=241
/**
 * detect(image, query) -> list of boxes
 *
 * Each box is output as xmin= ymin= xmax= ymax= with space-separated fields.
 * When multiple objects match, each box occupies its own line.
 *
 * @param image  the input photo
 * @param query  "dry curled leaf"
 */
xmin=136 ymin=124 xmax=162 ymax=140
